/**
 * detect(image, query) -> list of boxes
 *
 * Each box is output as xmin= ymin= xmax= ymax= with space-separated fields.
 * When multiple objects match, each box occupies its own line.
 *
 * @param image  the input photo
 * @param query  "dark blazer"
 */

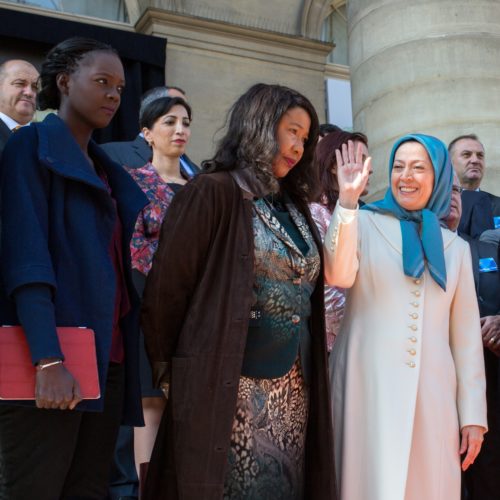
xmin=459 ymin=190 xmax=495 ymax=238
xmin=0 ymin=118 xmax=11 ymax=158
xmin=463 ymin=235 xmax=500 ymax=318
xmin=461 ymin=235 xmax=500 ymax=499
xmin=101 ymin=134 xmax=151 ymax=169
xmin=0 ymin=114 xmax=148 ymax=424
xmin=141 ymin=172 xmax=336 ymax=500
xmin=484 ymin=191 xmax=500 ymax=218
xmin=179 ymin=151 xmax=200 ymax=176
xmin=102 ymin=134 xmax=200 ymax=176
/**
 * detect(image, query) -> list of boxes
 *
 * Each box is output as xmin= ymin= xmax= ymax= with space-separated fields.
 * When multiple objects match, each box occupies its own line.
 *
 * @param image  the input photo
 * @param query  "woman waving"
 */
xmin=326 ymin=135 xmax=486 ymax=500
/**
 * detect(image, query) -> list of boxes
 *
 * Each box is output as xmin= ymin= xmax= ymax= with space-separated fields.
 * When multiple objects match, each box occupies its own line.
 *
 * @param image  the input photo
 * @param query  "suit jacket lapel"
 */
xmin=180 ymin=153 xmax=200 ymax=177
xmin=37 ymin=114 xmax=106 ymax=191
xmin=132 ymin=135 xmax=151 ymax=165
xmin=0 ymin=118 xmax=12 ymax=153
xmin=253 ymin=198 xmax=310 ymax=258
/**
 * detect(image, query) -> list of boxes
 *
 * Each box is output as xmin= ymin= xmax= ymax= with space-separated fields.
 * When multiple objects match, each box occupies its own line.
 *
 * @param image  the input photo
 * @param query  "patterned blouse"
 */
xmin=241 ymin=196 xmax=321 ymax=380
xmin=126 ymin=162 xmax=184 ymax=275
xmin=309 ymin=201 xmax=346 ymax=351
xmin=224 ymin=195 xmax=320 ymax=499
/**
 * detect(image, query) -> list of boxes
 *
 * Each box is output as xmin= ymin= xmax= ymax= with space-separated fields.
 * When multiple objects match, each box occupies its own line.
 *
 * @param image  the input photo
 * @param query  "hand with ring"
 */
xmin=482 ymin=315 xmax=500 ymax=356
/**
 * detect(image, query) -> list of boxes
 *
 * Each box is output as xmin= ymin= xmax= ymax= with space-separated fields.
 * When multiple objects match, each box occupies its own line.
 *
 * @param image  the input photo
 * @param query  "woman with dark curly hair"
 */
xmin=0 ymin=37 xmax=147 ymax=499
xmin=309 ymin=130 xmax=369 ymax=350
xmin=141 ymin=83 xmax=336 ymax=499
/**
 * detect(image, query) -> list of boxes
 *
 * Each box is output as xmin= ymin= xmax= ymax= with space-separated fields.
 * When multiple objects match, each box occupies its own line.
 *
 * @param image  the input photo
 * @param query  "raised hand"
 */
xmin=336 ymin=140 xmax=372 ymax=209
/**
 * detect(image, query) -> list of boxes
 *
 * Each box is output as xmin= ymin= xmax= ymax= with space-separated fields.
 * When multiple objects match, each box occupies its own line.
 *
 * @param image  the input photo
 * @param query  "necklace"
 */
xmin=161 ymin=175 xmax=186 ymax=184
xmin=157 ymin=170 xmax=187 ymax=184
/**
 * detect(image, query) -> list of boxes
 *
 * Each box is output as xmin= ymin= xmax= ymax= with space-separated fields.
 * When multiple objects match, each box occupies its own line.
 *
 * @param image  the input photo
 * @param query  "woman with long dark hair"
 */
xmin=141 ymin=83 xmax=336 ymax=499
xmin=0 ymin=38 xmax=147 ymax=499
xmin=310 ymin=130 xmax=368 ymax=350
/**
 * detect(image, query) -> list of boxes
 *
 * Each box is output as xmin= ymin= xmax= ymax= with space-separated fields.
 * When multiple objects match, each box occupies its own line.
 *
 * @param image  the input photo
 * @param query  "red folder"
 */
xmin=0 ymin=326 xmax=100 ymax=400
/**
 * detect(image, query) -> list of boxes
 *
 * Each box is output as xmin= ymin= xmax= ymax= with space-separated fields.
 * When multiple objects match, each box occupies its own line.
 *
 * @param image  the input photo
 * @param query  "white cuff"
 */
xmin=336 ymin=203 xmax=358 ymax=224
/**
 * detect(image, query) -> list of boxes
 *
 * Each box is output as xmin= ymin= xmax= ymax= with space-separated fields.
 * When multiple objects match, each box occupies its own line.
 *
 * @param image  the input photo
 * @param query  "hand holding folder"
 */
xmin=0 ymin=326 xmax=100 ymax=404
xmin=35 ymin=360 xmax=83 ymax=410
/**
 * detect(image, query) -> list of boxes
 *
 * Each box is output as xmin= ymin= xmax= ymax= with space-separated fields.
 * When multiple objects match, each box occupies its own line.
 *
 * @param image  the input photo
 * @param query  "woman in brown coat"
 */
xmin=141 ymin=83 xmax=336 ymax=500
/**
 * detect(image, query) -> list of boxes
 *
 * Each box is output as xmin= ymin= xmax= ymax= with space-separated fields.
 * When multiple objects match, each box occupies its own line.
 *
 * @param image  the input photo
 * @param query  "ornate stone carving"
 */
xmin=301 ymin=0 xmax=345 ymax=39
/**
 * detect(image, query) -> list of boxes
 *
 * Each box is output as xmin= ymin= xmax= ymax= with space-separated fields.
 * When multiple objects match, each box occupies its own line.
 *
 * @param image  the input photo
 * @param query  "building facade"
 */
xmin=0 ymin=0 xmax=339 ymax=165
xmin=347 ymin=0 xmax=500 ymax=198
xmin=1 ymin=0 xmax=499 ymax=196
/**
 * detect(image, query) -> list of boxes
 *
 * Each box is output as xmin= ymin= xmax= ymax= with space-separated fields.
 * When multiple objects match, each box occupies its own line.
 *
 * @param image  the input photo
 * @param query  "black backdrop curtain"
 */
xmin=0 ymin=7 xmax=166 ymax=143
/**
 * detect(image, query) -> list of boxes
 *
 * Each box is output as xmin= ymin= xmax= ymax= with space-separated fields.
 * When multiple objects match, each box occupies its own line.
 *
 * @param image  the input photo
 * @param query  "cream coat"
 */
xmin=325 ymin=205 xmax=487 ymax=500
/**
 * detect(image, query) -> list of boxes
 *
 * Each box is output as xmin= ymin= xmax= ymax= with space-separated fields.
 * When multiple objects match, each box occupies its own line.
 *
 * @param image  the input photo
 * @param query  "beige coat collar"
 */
xmin=364 ymin=211 xmax=457 ymax=255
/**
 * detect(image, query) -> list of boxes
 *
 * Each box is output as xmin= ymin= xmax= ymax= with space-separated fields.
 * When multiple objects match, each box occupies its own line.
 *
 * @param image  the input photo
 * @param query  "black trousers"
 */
xmin=107 ymin=425 xmax=138 ymax=500
xmin=463 ymin=350 xmax=500 ymax=500
xmin=0 ymin=363 xmax=125 ymax=500
xmin=463 ymin=402 xmax=500 ymax=499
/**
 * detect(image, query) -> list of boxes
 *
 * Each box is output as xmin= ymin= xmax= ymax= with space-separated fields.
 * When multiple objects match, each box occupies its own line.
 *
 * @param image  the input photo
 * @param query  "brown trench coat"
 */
xmin=141 ymin=172 xmax=336 ymax=500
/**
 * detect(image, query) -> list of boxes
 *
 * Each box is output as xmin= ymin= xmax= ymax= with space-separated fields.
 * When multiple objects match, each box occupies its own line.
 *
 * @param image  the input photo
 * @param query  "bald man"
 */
xmin=0 ymin=59 xmax=39 ymax=156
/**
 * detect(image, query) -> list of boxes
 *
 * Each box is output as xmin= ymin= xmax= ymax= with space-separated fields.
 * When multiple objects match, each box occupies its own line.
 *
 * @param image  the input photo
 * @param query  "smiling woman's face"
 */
xmin=391 ymin=141 xmax=435 ymax=211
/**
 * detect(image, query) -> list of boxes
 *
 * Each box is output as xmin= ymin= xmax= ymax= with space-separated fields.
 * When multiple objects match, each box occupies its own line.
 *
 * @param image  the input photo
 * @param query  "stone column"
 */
xmin=347 ymin=0 xmax=500 ymax=198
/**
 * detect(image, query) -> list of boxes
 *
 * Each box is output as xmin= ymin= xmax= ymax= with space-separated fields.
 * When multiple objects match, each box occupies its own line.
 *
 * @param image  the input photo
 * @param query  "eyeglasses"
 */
xmin=452 ymin=185 xmax=464 ymax=194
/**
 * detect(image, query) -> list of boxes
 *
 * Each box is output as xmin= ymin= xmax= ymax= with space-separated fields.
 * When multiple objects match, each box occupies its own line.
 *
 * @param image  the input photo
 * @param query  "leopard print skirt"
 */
xmin=223 ymin=358 xmax=309 ymax=500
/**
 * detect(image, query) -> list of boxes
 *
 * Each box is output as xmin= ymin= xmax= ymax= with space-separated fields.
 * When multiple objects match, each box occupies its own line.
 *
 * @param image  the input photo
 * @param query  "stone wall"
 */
xmin=347 ymin=0 xmax=500 ymax=199
xmin=136 ymin=7 xmax=332 ymax=164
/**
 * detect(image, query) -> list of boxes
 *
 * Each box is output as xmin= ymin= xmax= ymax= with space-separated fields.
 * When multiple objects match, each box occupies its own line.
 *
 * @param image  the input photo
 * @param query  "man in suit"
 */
xmin=0 ymin=59 xmax=39 ymax=156
xmin=449 ymin=134 xmax=500 ymax=222
xmin=0 ymin=60 xmax=39 ymax=298
xmin=446 ymin=176 xmax=500 ymax=500
xmin=102 ymin=85 xmax=199 ymax=176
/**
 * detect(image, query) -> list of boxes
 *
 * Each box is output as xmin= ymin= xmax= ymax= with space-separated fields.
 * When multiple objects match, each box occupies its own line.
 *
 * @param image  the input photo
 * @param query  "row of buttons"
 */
xmin=292 ymin=273 xmax=303 ymax=324
xmin=330 ymin=224 xmax=339 ymax=252
xmin=406 ymin=278 xmax=422 ymax=368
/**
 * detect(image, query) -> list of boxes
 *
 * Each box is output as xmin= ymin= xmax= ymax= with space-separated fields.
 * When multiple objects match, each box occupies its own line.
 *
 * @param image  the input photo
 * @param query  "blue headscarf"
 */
xmin=362 ymin=134 xmax=453 ymax=291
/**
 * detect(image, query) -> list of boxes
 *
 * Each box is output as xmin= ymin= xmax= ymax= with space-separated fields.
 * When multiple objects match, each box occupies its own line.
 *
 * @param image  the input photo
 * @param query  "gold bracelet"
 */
xmin=37 ymin=360 xmax=63 ymax=371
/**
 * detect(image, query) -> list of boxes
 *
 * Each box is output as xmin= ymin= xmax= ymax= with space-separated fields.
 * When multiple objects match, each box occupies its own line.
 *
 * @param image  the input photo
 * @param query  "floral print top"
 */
xmin=309 ymin=201 xmax=346 ymax=351
xmin=126 ymin=162 xmax=185 ymax=275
